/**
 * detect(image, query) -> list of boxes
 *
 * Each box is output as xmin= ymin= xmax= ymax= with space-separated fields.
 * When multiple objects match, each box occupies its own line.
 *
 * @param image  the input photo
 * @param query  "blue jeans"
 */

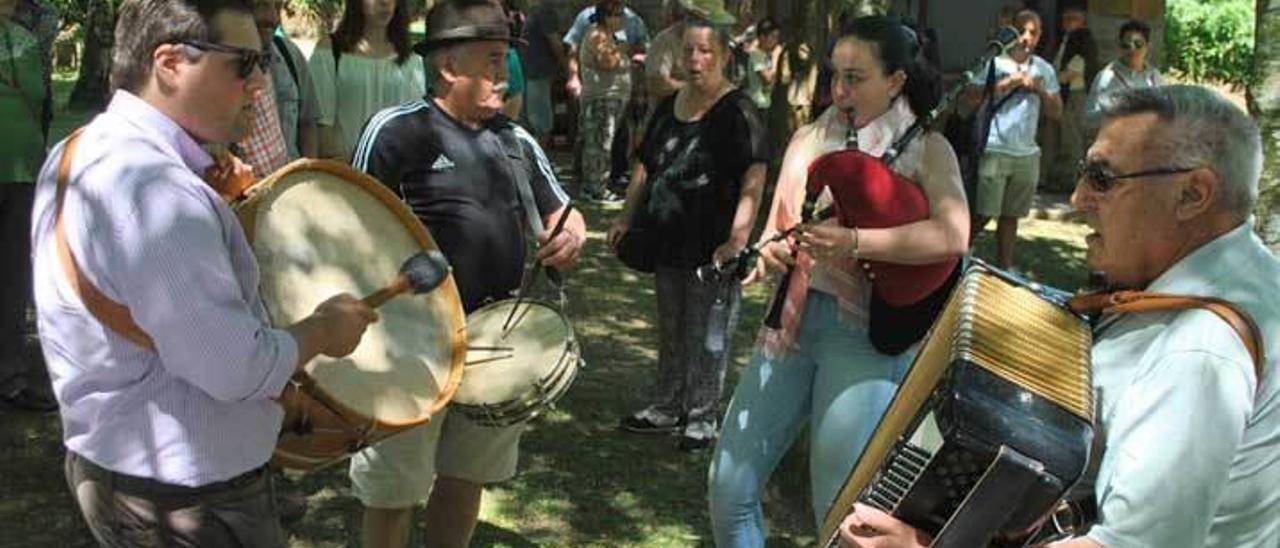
xmin=707 ymin=291 xmax=912 ymax=547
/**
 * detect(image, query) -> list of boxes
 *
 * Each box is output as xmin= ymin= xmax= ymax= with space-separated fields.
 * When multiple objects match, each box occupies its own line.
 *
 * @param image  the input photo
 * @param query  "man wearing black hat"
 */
xmin=346 ymin=1 xmax=586 ymax=547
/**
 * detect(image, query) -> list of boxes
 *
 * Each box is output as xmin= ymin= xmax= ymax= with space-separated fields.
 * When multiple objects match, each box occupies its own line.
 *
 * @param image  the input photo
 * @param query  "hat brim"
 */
xmin=412 ymin=24 xmax=527 ymax=56
xmin=413 ymin=36 xmax=527 ymax=56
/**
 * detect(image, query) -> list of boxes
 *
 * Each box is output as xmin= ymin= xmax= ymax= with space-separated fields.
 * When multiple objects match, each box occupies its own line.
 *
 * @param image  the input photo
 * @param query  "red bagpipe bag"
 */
xmin=806 ymin=148 xmax=960 ymax=306
xmin=806 ymin=148 xmax=962 ymax=354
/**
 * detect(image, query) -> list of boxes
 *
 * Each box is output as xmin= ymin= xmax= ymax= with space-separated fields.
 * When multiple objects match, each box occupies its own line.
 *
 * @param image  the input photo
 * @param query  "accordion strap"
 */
xmin=1068 ymin=291 xmax=1265 ymax=390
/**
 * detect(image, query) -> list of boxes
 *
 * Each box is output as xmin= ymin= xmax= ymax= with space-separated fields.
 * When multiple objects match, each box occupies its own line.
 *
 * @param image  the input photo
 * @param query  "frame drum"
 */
xmin=236 ymin=160 xmax=466 ymax=470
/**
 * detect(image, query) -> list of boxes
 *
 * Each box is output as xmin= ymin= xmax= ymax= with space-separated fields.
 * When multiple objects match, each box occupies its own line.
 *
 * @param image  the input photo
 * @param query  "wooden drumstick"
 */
xmin=363 ymin=250 xmax=451 ymax=308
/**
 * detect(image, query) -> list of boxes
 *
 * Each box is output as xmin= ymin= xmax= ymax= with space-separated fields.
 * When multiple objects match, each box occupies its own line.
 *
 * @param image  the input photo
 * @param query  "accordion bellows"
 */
xmin=821 ymin=265 xmax=1094 ymax=547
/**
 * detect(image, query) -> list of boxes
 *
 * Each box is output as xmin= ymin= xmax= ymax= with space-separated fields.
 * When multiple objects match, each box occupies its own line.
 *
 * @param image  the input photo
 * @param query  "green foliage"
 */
xmin=1166 ymin=0 xmax=1256 ymax=88
xmin=47 ymin=0 xmax=119 ymax=29
xmin=285 ymin=0 xmax=343 ymax=20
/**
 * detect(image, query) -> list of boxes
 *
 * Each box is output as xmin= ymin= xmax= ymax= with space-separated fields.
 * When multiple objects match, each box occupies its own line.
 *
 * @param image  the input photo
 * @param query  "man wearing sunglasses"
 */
xmin=29 ymin=0 xmax=377 ymax=545
xmin=837 ymin=85 xmax=1280 ymax=548
xmin=1085 ymin=19 xmax=1164 ymax=130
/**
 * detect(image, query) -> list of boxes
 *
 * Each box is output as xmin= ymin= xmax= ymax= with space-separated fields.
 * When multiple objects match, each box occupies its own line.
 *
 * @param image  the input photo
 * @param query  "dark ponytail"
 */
xmin=837 ymin=15 xmax=942 ymax=119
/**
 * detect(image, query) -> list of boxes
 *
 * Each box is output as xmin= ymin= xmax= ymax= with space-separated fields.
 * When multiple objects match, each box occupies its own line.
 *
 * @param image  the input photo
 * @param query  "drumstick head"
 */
xmin=403 ymin=250 xmax=451 ymax=294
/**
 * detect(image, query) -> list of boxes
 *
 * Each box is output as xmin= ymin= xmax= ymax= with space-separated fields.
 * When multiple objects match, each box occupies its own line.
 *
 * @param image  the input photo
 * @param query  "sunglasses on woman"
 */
xmin=1119 ymin=39 xmax=1146 ymax=50
xmin=179 ymin=39 xmax=272 ymax=79
xmin=1076 ymin=160 xmax=1197 ymax=193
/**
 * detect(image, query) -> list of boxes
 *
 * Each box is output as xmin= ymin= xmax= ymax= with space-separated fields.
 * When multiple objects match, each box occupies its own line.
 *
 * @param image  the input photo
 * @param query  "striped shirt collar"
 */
xmin=106 ymin=89 xmax=216 ymax=176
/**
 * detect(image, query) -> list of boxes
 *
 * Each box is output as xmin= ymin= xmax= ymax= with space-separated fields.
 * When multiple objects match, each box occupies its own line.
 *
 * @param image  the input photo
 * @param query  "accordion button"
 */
xmin=868 ymin=273 xmax=877 ymax=280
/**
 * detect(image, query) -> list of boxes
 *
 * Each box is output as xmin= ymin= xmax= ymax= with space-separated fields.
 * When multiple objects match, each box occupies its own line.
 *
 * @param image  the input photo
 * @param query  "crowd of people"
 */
xmin=2 ymin=0 xmax=1277 ymax=547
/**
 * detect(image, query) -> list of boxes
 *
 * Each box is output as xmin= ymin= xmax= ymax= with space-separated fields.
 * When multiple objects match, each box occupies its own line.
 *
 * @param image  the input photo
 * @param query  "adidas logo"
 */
xmin=430 ymin=154 xmax=456 ymax=171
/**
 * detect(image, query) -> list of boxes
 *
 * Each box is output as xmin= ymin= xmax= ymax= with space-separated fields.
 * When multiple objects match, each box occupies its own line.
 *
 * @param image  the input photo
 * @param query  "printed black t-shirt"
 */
xmin=352 ymin=98 xmax=569 ymax=312
xmin=639 ymin=89 xmax=767 ymax=269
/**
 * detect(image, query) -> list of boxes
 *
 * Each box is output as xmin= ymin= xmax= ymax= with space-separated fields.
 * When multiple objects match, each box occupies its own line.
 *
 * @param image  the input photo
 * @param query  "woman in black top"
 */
xmin=607 ymin=13 xmax=768 ymax=450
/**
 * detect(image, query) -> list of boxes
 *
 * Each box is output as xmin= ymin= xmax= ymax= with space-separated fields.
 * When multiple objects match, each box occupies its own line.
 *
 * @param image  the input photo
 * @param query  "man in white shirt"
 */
xmin=836 ymin=85 xmax=1280 ymax=548
xmin=967 ymin=9 xmax=1062 ymax=270
xmin=31 ymin=0 xmax=376 ymax=544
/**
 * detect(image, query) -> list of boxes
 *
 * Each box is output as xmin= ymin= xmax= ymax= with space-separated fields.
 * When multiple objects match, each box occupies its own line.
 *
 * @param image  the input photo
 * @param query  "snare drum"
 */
xmin=236 ymin=160 xmax=467 ymax=470
xmin=452 ymin=299 xmax=581 ymax=427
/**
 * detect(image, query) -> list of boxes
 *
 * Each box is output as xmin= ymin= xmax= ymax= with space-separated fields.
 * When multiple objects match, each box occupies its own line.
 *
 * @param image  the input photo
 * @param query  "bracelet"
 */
xmin=848 ymin=226 xmax=860 ymax=260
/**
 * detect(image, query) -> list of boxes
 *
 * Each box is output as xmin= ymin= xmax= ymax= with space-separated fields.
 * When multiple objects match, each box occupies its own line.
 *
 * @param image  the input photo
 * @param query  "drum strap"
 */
xmin=1068 ymin=291 xmax=1266 ymax=392
xmin=496 ymin=127 xmax=546 ymax=237
xmin=54 ymin=130 xmax=158 ymax=352
xmin=497 ymin=127 xmax=567 ymax=293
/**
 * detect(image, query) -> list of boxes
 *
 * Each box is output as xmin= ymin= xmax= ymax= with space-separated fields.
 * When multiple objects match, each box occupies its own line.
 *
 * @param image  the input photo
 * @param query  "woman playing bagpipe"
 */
xmin=706 ymin=16 xmax=969 ymax=547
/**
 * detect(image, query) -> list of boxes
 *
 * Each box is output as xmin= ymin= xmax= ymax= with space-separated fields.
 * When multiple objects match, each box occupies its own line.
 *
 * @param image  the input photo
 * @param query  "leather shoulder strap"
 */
xmin=1069 ymin=290 xmax=1265 ymax=390
xmin=55 ymin=130 xmax=157 ymax=351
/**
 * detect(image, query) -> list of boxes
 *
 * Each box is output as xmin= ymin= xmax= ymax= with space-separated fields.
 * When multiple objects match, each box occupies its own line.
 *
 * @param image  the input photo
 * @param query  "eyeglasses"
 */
xmin=178 ymin=39 xmax=272 ymax=78
xmin=1076 ymin=160 xmax=1198 ymax=193
xmin=1119 ymin=39 xmax=1146 ymax=50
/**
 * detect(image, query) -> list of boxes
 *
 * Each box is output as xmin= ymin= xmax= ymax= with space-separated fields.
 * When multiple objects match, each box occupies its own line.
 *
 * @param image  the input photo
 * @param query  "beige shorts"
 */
xmin=975 ymin=151 xmax=1041 ymax=218
xmin=348 ymin=407 xmax=523 ymax=509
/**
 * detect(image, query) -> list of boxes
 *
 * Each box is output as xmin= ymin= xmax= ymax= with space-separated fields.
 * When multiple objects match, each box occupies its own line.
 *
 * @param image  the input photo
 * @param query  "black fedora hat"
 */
xmin=413 ymin=0 xmax=526 ymax=56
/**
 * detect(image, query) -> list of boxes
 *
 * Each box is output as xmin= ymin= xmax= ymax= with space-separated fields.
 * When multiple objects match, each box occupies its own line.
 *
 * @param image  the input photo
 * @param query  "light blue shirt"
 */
xmin=31 ymin=91 xmax=299 ymax=487
xmin=562 ymin=6 xmax=650 ymax=50
xmin=1085 ymin=60 xmax=1165 ymax=127
xmin=1083 ymin=222 xmax=1280 ymax=547
xmin=971 ymin=54 xmax=1059 ymax=157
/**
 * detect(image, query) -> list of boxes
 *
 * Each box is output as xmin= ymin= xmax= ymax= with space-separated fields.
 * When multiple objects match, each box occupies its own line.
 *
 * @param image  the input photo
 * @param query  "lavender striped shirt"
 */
xmin=30 ymin=91 xmax=298 ymax=487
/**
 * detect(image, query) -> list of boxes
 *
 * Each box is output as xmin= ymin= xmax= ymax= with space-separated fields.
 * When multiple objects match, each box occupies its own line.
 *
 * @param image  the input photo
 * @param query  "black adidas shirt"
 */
xmin=352 ymin=98 xmax=570 ymax=312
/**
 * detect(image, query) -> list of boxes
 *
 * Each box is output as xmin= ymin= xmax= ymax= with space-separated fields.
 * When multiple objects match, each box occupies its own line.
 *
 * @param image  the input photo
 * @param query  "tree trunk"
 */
xmin=1253 ymin=0 xmax=1280 ymax=252
xmin=68 ymin=0 xmax=114 ymax=111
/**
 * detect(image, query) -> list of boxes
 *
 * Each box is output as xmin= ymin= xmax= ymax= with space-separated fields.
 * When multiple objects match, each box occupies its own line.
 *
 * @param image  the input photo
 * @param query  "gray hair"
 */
xmin=1098 ymin=84 xmax=1262 ymax=215
xmin=426 ymin=43 xmax=462 ymax=97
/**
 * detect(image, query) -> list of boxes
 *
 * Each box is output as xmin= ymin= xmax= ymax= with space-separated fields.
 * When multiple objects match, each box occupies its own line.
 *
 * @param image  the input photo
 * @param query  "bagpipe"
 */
xmin=701 ymin=27 xmax=1022 ymax=354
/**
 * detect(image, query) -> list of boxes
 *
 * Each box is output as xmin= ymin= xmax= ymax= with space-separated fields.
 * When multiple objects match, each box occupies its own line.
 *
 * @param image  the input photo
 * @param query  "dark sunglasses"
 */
xmin=1076 ymin=160 xmax=1197 ymax=193
xmin=178 ymin=39 xmax=272 ymax=78
xmin=1119 ymin=39 xmax=1146 ymax=50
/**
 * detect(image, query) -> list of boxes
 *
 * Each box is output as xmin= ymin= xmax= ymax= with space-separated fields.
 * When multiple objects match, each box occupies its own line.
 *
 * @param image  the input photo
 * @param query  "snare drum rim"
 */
xmin=453 ymin=298 xmax=579 ymax=425
xmin=237 ymin=159 xmax=468 ymax=427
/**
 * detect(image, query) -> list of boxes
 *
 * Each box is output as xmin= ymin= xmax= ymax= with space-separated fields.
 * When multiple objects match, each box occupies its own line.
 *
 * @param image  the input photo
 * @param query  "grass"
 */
xmin=1 ymin=84 xmax=1090 ymax=546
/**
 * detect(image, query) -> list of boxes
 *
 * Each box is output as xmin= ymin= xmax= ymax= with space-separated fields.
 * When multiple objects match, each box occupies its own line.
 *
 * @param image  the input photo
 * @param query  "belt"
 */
xmin=70 ymin=451 xmax=269 ymax=496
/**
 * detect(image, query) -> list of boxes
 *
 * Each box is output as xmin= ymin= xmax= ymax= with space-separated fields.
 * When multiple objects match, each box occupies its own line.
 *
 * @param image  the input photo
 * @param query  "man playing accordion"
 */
xmin=838 ymin=85 xmax=1280 ymax=548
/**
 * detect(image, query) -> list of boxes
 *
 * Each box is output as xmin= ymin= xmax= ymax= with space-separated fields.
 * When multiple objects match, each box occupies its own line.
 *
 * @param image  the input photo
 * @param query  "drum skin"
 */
xmin=236 ymin=159 xmax=467 ymax=470
xmin=453 ymin=299 xmax=580 ymax=426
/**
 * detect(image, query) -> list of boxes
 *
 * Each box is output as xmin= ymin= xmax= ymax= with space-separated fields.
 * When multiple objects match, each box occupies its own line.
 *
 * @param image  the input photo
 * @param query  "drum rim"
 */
xmin=237 ymin=159 xmax=467 ymax=428
xmin=452 ymin=298 xmax=578 ymax=425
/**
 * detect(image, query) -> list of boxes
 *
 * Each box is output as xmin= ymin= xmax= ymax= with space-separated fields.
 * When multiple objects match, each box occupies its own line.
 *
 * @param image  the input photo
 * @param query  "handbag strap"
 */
xmin=1068 ymin=290 xmax=1265 ymax=391
xmin=54 ymin=130 xmax=158 ymax=351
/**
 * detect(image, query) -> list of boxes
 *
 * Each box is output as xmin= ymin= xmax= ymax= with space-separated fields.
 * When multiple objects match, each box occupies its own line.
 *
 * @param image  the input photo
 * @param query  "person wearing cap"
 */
xmin=346 ymin=2 xmax=586 ymax=547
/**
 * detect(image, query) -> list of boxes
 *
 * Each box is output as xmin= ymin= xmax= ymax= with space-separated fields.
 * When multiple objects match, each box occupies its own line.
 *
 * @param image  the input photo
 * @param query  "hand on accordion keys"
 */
xmin=836 ymin=504 xmax=932 ymax=548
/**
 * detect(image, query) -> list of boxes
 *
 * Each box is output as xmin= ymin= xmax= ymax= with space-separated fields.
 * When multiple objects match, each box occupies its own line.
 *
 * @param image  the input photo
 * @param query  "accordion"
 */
xmin=820 ymin=262 xmax=1095 ymax=547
